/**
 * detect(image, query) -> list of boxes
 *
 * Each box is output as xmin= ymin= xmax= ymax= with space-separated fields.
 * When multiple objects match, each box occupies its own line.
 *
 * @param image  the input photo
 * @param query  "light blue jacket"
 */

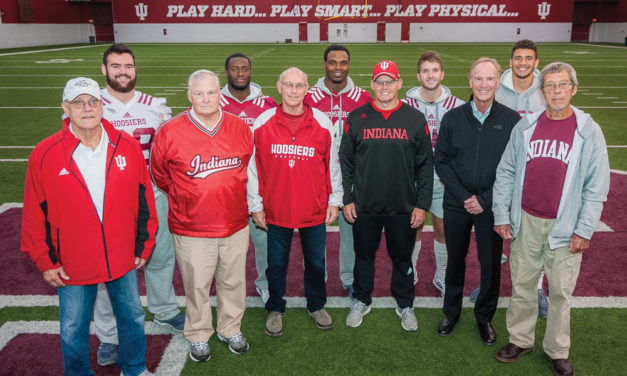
xmin=492 ymin=106 xmax=610 ymax=249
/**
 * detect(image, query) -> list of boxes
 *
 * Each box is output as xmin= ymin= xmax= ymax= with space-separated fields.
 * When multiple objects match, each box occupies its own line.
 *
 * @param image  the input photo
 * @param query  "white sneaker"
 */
xmin=256 ymin=286 xmax=269 ymax=305
xmin=396 ymin=307 xmax=418 ymax=332
xmin=217 ymin=332 xmax=249 ymax=354
xmin=189 ymin=341 xmax=211 ymax=362
xmin=346 ymin=301 xmax=371 ymax=328
xmin=432 ymin=276 xmax=445 ymax=297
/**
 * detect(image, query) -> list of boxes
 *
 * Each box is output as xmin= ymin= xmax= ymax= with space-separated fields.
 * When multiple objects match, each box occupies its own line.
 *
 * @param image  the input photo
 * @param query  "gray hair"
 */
xmin=539 ymin=62 xmax=578 ymax=88
xmin=187 ymin=69 xmax=220 ymax=91
xmin=279 ymin=67 xmax=308 ymax=83
xmin=468 ymin=57 xmax=502 ymax=80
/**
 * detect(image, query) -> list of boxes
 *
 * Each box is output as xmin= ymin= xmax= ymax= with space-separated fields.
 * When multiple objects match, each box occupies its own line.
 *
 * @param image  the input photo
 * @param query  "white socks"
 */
xmin=434 ymin=240 xmax=447 ymax=280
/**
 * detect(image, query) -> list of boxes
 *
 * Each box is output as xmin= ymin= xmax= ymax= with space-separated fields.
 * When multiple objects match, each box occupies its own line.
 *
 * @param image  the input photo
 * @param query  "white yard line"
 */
xmin=0 ymin=159 xmax=28 ymax=162
xmin=0 ymin=106 xmax=59 ymax=109
xmin=607 ymin=145 xmax=627 ymax=148
xmin=0 ymin=44 xmax=103 ymax=57
xmin=573 ymin=43 xmax=627 ymax=50
xmin=0 ymin=202 xmax=22 ymax=214
xmin=1 ymin=295 xmax=626 ymax=311
xmin=0 ymin=321 xmax=188 ymax=376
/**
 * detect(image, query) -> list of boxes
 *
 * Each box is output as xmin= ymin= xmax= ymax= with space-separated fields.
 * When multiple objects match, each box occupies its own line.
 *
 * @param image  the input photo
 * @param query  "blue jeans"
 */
xmin=266 ymin=223 xmax=327 ymax=313
xmin=58 ymin=269 xmax=147 ymax=376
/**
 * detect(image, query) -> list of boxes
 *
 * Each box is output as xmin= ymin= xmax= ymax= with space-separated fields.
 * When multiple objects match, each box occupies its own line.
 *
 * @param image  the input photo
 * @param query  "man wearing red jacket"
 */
xmin=247 ymin=67 xmax=343 ymax=337
xmin=21 ymin=77 xmax=157 ymax=376
xmin=151 ymin=70 xmax=253 ymax=361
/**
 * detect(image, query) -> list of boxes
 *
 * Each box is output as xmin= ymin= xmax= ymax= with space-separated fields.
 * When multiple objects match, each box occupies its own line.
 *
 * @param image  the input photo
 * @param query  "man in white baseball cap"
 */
xmin=63 ymin=76 xmax=102 ymax=102
xmin=21 ymin=76 xmax=157 ymax=375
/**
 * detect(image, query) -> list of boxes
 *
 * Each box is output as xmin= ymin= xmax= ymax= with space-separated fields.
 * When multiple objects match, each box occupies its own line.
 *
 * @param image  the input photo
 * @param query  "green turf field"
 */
xmin=1 ymin=42 xmax=626 ymax=204
xmin=2 ymin=306 xmax=626 ymax=375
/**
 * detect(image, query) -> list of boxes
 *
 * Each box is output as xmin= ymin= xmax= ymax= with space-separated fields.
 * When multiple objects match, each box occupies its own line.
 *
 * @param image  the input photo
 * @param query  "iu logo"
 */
xmin=115 ymin=155 xmax=127 ymax=171
xmin=537 ymin=2 xmax=551 ymax=20
xmin=135 ymin=3 xmax=148 ymax=21
xmin=380 ymin=61 xmax=389 ymax=70
xmin=288 ymin=159 xmax=295 ymax=168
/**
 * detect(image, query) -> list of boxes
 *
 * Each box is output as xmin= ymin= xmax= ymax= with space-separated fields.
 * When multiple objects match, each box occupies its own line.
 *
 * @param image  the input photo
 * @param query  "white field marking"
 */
xmin=2 ymin=295 xmax=627 ymax=311
xmin=573 ymin=43 xmax=627 ymax=50
xmin=0 ymin=107 xmax=59 ymax=109
xmin=563 ymin=51 xmax=597 ymax=54
xmin=0 ymin=44 xmax=103 ymax=57
xmin=249 ymin=48 xmax=276 ymax=60
xmin=154 ymin=93 xmax=178 ymax=96
xmin=597 ymin=97 xmax=619 ymax=99
xmin=613 ymin=101 xmax=627 ymax=104
xmin=607 ymin=145 xmax=627 ymax=148
xmin=35 ymin=58 xmax=85 ymax=64
xmin=0 ymin=159 xmax=27 ymax=162
xmin=0 ymin=146 xmax=34 ymax=148
xmin=0 ymin=202 xmax=22 ymax=214
xmin=578 ymin=106 xmax=627 ymax=109
xmin=582 ymin=93 xmax=603 ymax=95
xmin=595 ymin=222 xmax=614 ymax=232
xmin=163 ymin=89 xmax=185 ymax=92
xmin=0 ymin=321 xmax=188 ymax=376
xmin=611 ymin=169 xmax=627 ymax=175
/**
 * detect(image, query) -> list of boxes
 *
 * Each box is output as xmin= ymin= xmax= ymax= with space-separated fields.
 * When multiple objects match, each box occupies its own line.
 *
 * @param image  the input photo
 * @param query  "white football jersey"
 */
xmin=101 ymin=88 xmax=172 ymax=162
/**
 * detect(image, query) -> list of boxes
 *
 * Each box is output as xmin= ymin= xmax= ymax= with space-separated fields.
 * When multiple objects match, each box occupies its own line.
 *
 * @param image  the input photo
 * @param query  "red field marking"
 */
xmin=0 ymin=333 xmax=171 ymax=376
xmin=2 ymin=172 xmax=625 ymax=299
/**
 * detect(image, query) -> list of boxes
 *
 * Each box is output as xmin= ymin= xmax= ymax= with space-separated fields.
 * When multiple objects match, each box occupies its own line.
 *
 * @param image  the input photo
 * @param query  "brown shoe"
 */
xmin=545 ymin=353 xmax=575 ymax=376
xmin=265 ymin=311 xmax=284 ymax=337
xmin=308 ymin=308 xmax=334 ymax=330
xmin=496 ymin=343 xmax=533 ymax=363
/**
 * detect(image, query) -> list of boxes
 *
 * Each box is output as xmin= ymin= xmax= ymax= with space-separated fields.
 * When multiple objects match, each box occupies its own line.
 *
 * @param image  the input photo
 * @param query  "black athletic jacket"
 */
xmin=434 ymin=99 xmax=520 ymax=212
xmin=340 ymin=102 xmax=433 ymax=215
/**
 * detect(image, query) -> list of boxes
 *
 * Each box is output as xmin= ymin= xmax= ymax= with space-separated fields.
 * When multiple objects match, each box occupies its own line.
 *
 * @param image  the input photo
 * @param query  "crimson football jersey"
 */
xmin=220 ymin=82 xmax=277 ymax=127
xmin=305 ymin=76 xmax=371 ymax=147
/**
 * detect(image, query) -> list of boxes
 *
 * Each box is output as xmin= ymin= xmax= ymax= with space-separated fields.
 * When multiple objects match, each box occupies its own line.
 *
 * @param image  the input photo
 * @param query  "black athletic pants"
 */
xmin=352 ymin=212 xmax=417 ymax=308
xmin=443 ymin=208 xmax=503 ymax=324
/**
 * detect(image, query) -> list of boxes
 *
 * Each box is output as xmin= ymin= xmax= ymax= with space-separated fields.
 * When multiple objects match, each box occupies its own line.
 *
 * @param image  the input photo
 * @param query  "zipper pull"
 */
xmin=292 ymin=136 xmax=295 ymax=142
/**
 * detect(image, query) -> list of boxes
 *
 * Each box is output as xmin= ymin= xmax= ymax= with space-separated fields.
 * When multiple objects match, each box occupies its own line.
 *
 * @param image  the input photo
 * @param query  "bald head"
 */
xmin=277 ymin=67 xmax=309 ymax=115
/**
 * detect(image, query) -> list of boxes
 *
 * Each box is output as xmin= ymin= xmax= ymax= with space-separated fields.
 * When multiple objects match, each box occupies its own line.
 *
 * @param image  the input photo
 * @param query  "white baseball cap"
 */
xmin=63 ymin=77 xmax=101 ymax=102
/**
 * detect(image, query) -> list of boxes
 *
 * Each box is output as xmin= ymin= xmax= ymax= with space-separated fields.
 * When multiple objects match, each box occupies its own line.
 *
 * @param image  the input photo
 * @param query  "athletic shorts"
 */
xmin=431 ymin=179 xmax=444 ymax=219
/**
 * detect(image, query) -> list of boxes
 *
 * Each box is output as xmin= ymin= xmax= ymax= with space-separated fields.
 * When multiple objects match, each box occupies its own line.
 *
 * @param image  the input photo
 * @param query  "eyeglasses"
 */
xmin=281 ymin=82 xmax=307 ymax=90
xmin=373 ymin=79 xmax=398 ymax=87
xmin=543 ymin=81 xmax=572 ymax=91
xmin=67 ymin=98 xmax=101 ymax=109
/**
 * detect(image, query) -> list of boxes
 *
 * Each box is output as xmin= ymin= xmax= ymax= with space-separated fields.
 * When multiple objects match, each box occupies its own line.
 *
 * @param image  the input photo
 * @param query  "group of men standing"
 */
xmin=20 ymin=40 xmax=609 ymax=376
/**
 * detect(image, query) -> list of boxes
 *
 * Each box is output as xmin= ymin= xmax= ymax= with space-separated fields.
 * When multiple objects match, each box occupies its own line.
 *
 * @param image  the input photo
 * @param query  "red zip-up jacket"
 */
xmin=247 ymin=105 xmax=343 ymax=228
xmin=21 ymin=118 xmax=157 ymax=285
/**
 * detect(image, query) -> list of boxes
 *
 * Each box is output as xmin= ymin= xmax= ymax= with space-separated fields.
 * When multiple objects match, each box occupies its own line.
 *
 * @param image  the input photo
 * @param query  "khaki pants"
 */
xmin=173 ymin=226 xmax=249 ymax=343
xmin=507 ymin=210 xmax=582 ymax=359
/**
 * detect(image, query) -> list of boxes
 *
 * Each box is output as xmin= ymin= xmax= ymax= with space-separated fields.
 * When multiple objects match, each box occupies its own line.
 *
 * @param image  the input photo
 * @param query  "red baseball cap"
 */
xmin=372 ymin=60 xmax=400 ymax=81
